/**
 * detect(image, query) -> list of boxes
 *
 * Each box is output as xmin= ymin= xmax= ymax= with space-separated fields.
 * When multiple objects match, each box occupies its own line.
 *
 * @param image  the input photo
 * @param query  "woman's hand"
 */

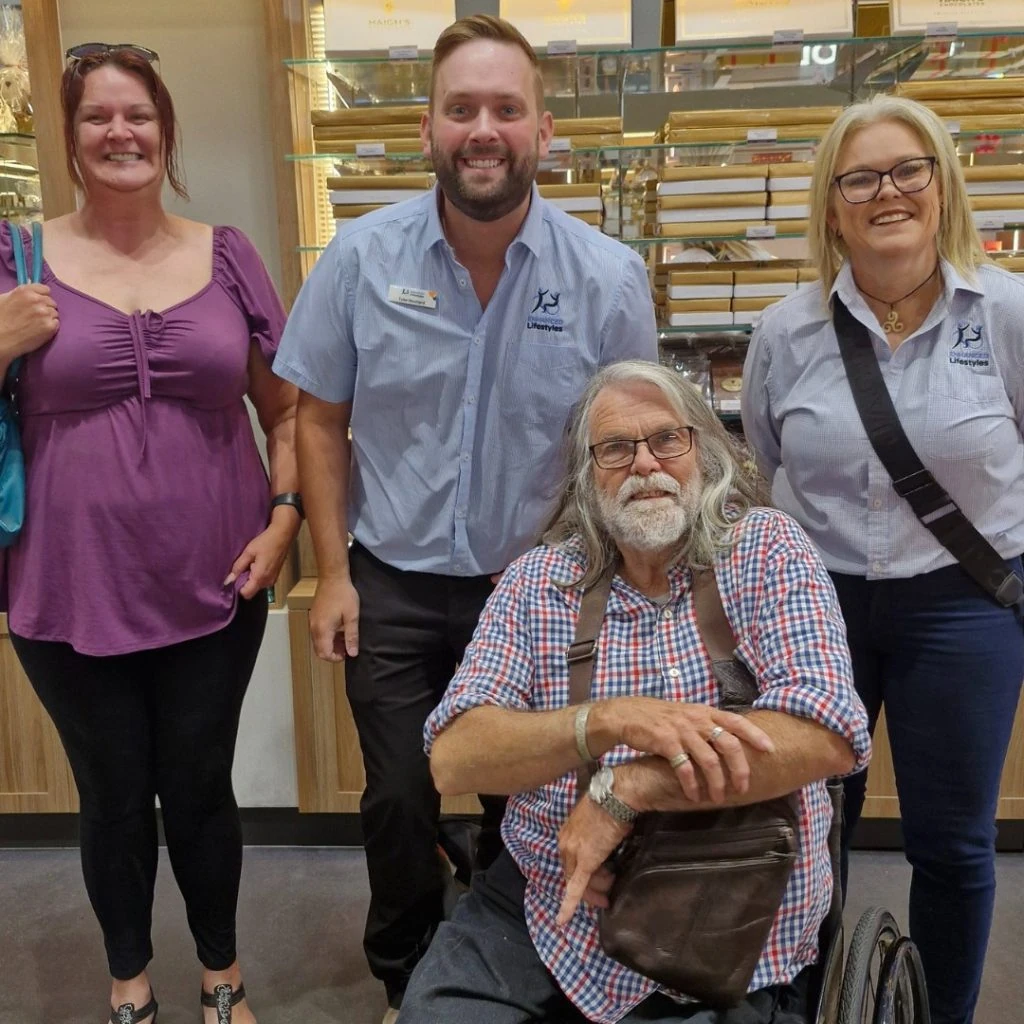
xmin=224 ymin=520 xmax=296 ymax=599
xmin=0 ymin=284 xmax=59 ymax=360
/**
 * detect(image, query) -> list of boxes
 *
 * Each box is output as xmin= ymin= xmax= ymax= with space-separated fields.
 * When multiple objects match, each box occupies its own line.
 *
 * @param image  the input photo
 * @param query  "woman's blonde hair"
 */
xmin=808 ymin=94 xmax=986 ymax=297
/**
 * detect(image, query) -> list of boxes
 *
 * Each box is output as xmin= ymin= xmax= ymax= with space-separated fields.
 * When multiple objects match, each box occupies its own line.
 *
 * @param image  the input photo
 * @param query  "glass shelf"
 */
xmin=622 ymin=232 xmax=808 ymax=247
xmin=659 ymin=325 xmax=753 ymax=338
xmin=286 ymin=151 xmax=427 ymax=163
xmin=283 ymin=32 xmax=1024 ymax=67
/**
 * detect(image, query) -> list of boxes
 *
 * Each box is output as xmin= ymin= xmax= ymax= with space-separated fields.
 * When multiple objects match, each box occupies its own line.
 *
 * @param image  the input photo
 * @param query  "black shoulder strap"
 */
xmin=833 ymin=295 xmax=1022 ymax=608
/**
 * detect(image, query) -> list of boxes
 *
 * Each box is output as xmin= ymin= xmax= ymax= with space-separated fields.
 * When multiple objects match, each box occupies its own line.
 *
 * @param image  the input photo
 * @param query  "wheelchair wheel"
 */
xmin=837 ymin=907 xmax=900 ymax=1024
xmin=812 ymin=923 xmax=845 ymax=1024
xmin=874 ymin=936 xmax=930 ymax=1024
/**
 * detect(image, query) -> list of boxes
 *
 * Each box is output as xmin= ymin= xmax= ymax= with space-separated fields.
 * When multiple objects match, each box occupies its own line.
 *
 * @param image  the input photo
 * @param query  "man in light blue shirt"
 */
xmin=273 ymin=15 xmax=656 ymax=1021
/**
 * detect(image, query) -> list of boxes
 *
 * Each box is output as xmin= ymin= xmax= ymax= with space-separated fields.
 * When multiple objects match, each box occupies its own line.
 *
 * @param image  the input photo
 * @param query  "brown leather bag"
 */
xmin=568 ymin=566 xmax=799 ymax=1007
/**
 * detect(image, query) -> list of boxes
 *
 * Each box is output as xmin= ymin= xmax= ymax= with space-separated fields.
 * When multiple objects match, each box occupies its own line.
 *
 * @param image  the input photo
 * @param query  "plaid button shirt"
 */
xmin=424 ymin=508 xmax=872 ymax=1024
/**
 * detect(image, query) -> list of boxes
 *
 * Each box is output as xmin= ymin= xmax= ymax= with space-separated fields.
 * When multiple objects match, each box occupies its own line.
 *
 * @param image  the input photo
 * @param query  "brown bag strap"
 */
xmin=566 ymin=563 xmax=615 ymax=707
xmin=566 ymin=563 xmax=751 ymax=796
xmin=567 ymin=564 xmax=615 ymax=794
xmin=691 ymin=569 xmax=737 ymax=662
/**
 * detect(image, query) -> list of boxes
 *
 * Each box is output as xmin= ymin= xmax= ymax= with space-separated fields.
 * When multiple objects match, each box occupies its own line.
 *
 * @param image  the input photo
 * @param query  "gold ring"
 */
xmin=708 ymin=726 xmax=725 ymax=743
xmin=669 ymin=752 xmax=691 ymax=769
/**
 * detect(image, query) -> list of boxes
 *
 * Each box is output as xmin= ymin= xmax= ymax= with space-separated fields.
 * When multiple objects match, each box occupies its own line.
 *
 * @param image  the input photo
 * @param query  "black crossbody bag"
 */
xmin=833 ymin=296 xmax=1023 ymax=610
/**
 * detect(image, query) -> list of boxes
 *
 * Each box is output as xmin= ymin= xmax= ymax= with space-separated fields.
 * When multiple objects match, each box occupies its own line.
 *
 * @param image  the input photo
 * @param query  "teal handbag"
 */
xmin=0 ymin=220 xmax=42 ymax=546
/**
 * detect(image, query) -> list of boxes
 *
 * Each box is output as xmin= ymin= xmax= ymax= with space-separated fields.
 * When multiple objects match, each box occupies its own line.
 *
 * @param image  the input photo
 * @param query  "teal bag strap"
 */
xmin=4 ymin=219 xmax=42 ymax=385
xmin=8 ymin=219 xmax=27 ymax=285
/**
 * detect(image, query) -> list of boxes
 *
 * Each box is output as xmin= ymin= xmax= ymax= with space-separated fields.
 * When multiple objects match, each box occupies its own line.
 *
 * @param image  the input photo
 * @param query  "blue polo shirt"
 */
xmin=274 ymin=184 xmax=658 ymax=575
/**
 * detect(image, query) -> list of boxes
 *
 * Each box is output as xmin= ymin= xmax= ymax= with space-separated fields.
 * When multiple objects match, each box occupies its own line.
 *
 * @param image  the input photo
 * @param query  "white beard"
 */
xmin=596 ymin=470 xmax=703 ymax=552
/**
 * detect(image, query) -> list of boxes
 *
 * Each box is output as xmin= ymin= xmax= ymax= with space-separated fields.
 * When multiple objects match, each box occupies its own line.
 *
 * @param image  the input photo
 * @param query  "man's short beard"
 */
xmin=595 ymin=471 xmax=703 ymax=553
xmin=431 ymin=135 xmax=538 ymax=223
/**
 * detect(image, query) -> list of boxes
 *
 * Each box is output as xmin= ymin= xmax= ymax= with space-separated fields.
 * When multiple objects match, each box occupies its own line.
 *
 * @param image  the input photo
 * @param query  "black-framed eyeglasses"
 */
xmin=589 ymin=427 xmax=695 ymax=470
xmin=65 ymin=43 xmax=160 ymax=66
xmin=833 ymin=156 xmax=937 ymax=204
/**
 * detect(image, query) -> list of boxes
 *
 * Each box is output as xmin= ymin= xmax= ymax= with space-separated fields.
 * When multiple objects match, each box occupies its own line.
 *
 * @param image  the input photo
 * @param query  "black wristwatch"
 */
xmin=270 ymin=492 xmax=305 ymax=520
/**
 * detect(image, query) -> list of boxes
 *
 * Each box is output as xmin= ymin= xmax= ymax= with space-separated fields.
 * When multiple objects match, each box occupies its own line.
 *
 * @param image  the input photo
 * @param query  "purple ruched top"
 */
xmin=0 ymin=225 xmax=285 ymax=655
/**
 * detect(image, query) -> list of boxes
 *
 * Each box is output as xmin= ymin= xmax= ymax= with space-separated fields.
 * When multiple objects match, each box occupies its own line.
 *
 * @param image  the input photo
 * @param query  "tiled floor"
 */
xmin=1 ymin=847 xmax=1020 ymax=1023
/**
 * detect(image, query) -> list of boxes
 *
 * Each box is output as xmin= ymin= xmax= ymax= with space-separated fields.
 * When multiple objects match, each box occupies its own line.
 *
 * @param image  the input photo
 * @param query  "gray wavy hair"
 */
xmin=542 ymin=360 xmax=760 ymax=589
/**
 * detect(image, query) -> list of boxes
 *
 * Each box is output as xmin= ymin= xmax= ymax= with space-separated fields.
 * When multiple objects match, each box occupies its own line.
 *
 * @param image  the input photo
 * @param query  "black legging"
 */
xmin=11 ymin=595 xmax=268 ymax=979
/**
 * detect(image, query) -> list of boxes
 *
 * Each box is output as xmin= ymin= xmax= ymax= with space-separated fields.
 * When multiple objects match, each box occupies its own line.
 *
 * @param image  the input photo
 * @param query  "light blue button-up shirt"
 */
xmin=274 ymin=185 xmax=658 ymax=575
xmin=742 ymin=260 xmax=1024 ymax=578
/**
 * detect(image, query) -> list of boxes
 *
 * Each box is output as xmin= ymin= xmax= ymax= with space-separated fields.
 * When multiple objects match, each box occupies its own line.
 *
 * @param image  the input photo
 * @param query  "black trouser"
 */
xmin=345 ymin=542 xmax=507 ymax=1006
xmin=11 ymin=595 xmax=267 ymax=980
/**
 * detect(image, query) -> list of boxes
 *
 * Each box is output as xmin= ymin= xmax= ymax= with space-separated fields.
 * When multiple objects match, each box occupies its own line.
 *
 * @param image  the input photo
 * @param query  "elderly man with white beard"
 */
xmin=398 ymin=360 xmax=871 ymax=1024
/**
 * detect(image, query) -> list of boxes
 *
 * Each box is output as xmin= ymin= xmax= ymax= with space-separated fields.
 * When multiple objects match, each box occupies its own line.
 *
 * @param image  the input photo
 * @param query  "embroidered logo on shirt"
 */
xmin=526 ymin=287 xmax=564 ymax=333
xmin=949 ymin=321 xmax=989 ymax=368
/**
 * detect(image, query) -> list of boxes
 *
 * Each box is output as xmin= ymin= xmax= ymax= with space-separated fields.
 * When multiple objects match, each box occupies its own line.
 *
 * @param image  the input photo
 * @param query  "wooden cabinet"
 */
xmin=862 ymin=699 xmax=1024 ymax=821
xmin=287 ymin=579 xmax=480 ymax=815
xmin=0 ymin=614 xmax=77 ymax=813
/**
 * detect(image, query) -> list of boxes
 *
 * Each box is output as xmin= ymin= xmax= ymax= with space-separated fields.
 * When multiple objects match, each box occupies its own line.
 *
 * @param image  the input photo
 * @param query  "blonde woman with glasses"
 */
xmin=742 ymin=93 xmax=1024 ymax=1024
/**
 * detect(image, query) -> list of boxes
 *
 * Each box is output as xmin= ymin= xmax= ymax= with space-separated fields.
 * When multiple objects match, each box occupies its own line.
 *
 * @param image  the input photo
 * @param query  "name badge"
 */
xmin=388 ymin=284 xmax=438 ymax=310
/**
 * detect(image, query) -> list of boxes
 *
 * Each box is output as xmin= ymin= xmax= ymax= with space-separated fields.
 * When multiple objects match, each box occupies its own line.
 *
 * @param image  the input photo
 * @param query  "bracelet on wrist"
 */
xmin=270 ymin=491 xmax=305 ymax=520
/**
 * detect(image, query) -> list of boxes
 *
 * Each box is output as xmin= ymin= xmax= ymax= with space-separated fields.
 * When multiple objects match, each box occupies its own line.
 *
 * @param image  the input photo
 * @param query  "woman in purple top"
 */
xmin=0 ymin=45 xmax=298 ymax=1024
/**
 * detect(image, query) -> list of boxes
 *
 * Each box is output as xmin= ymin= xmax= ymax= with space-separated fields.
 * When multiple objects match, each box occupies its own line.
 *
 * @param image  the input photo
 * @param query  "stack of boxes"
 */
xmin=766 ymin=162 xmax=814 ymax=235
xmin=896 ymin=79 xmax=1024 ymax=231
xmin=644 ymin=165 xmax=768 ymax=238
xmin=657 ymin=261 xmax=818 ymax=327
xmin=329 ymin=173 xmax=433 ymax=231
xmin=661 ymin=106 xmax=841 ymax=146
xmin=312 ymin=105 xmax=423 ymax=156
xmin=537 ymin=183 xmax=604 ymax=228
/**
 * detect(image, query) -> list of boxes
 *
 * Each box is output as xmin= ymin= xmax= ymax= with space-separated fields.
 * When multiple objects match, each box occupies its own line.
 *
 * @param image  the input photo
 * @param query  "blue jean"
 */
xmin=399 ymin=850 xmax=810 ymax=1024
xmin=832 ymin=559 xmax=1024 ymax=1024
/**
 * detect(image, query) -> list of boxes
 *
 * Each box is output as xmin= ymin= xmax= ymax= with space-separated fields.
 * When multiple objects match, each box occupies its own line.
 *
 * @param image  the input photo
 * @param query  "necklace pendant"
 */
xmin=883 ymin=308 xmax=903 ymax=334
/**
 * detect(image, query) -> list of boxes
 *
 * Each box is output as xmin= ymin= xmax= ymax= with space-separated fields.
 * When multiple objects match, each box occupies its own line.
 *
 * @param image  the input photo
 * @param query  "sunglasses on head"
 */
xmin=65 ymin=43 xmax=160 ymax=66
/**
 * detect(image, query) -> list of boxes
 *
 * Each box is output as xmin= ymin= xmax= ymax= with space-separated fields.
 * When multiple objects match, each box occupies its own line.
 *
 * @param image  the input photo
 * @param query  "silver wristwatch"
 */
xmin=588 ymin=766 xmax=639 ymax=825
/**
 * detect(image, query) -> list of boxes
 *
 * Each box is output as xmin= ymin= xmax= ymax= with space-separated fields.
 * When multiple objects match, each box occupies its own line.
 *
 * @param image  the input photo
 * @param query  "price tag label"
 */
xmin=772 ymin=28 xmax=804 ymax=46
xmin=355 ymin=142 xmax=386 ymax=158
xmin=547 ymin=39 xmax=578 ymax=56
xmin=388 ymin=45 xmax=419 ymax=61
xmin=925 ymin=22 xmax=958 ymax=39
xmin=747 ymin=224 xmax=777 ymax=239
xmin=945 ymin=121 xmax=961 ymax=135
xmin=548 ymin=137 xmax=572 ymax=153
xmin=977 ymin=215 xmax=1006 ymax=231
xmin=747 ymin=128 xmax=779 ymax=143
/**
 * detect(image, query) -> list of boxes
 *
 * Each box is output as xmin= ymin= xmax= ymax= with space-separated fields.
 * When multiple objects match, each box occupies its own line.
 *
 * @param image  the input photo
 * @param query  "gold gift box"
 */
xmin=658 ymin=166 xmax=769 ymax=184
xmin=650 ymin=220 xmax=764 ymax=238
xmin=312 ymin=106 xmax=423 ymax=127
xmin=552 ymin=117 xmax=623 ymax=136
xmin=733 ymin=297 xmax=781 ymax=312
xmin=666 ymin=298 xmax=732 ymax=314
xmin=666 ymin=107 xmax=841 ymax=129
xmin=798 ymin=267 xmax=821 ymax=283
xmin=927 ymin=100 xmax=1024 ymax=117
xmin=314 ymin=124 xmax=423 ymax=141
xmin=316 ymin=138 xmax=423 ymax=154
xmin=652 ymin=192 xmax=768 ymax=211
xmin=896 ymin=80 xmax=1024 ymax=101
xmin=328 ymin=173 xmax=434 ymax=190
xmin=963 ymin=166 xmax=1024 ymax=183
xmin=970 ymin=195 xmax=1024 ymax=211
xmin=665 ymin=126 xmax=825 ymax=144
xmin=668 ymin=270 xmax=734 ymax=286
xmin=735 ymin=268 xmax=797 ymax=285
xmin=331 ymin=203 xmax=386 ymax=218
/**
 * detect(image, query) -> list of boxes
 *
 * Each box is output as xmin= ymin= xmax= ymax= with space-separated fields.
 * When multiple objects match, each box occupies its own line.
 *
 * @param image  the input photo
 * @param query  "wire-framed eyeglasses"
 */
xmin=833 ymin=156 xmax=937 ymax=204
xmin=589 ymin=427 xmax=695 ymax=470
